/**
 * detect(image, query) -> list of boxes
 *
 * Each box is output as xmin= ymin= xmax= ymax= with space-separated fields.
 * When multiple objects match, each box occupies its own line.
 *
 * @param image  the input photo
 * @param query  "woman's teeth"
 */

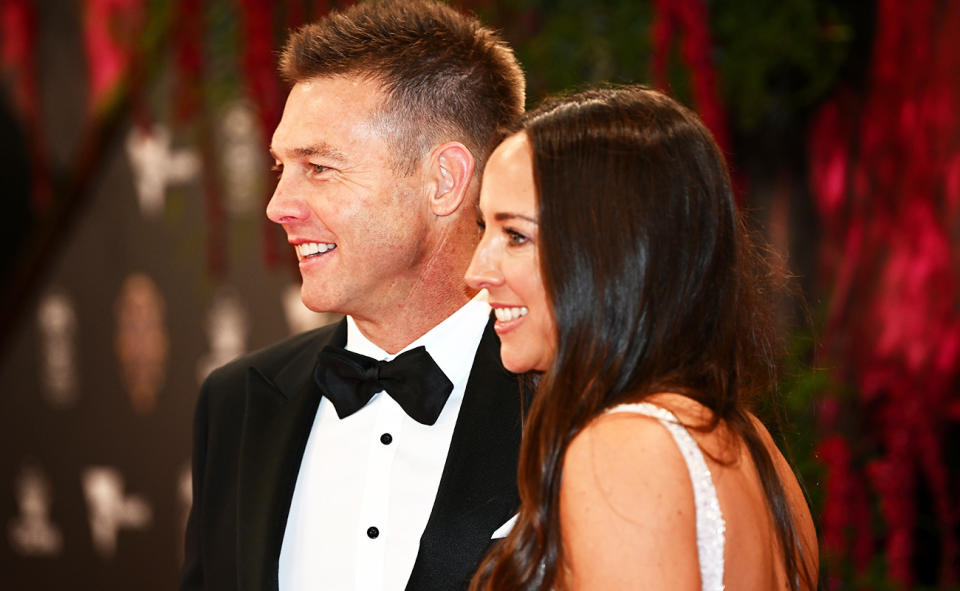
xmin=494 ymin=306 xmax=528 ymax=322
xmin=296 ymin=242 xmax=336 ymax=258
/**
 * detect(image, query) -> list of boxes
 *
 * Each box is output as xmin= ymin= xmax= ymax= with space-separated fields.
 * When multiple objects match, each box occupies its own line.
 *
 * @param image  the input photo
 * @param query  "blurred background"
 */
xmin=1 ymin=0 xmax=958 ymax=589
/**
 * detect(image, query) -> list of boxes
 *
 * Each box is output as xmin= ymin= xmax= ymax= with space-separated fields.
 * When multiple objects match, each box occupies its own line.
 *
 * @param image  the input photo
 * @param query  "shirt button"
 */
xmin=380 ymin=433 xmax=393 ymax=445
xmin=367 ymin=526 xmax=379 ymax=539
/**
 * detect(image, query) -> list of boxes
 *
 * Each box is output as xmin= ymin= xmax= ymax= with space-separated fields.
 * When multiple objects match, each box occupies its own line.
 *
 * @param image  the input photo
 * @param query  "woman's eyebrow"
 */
xmin=494 ymin=212 xmax=538 ymax=224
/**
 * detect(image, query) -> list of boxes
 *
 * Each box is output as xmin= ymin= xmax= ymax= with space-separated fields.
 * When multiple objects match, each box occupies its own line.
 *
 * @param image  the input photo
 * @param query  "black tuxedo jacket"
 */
xmin=180 ymin=317 xmax=523 ymax=590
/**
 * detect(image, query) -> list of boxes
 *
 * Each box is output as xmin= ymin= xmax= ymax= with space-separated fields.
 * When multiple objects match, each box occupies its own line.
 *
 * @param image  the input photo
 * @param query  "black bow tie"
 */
xmin=313 ymin=345 xmax=454 ymax=426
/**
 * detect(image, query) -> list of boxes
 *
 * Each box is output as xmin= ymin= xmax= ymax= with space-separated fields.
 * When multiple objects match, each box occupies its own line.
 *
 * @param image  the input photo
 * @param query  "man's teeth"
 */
xmin=296 ymin=242 xmax=336 ymax=257
xmin=494 ymin=306 xmax=528 ymax=322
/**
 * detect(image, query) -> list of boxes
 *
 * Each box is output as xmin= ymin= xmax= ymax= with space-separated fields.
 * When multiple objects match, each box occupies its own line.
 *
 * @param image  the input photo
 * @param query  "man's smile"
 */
xmin=296 ymin=242 xmax=337 ymax=259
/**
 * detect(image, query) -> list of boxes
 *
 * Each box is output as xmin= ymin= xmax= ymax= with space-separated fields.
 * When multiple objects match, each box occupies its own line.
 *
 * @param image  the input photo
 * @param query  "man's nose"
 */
xmin=266 ymin=172 xmax=308 ymax=224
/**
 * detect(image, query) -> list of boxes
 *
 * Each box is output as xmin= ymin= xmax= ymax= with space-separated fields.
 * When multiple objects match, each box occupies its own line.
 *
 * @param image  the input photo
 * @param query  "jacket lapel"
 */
xmin=236 ymin=320 xmax=347 ymax=591
xmin=405 ymin=318 xmax=524 ymax=590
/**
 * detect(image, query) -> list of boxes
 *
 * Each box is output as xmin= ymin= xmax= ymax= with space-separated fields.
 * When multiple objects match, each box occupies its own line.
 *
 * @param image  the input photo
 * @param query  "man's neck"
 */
xmin=349 ymin=211 xmax=481 ymax=353
xmin=350 ymin=286 xmax=476 ymax=354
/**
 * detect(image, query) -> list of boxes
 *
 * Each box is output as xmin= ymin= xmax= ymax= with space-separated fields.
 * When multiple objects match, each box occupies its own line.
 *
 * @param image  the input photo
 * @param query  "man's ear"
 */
xmin=426 ymin=142 xmax=475 ymax=217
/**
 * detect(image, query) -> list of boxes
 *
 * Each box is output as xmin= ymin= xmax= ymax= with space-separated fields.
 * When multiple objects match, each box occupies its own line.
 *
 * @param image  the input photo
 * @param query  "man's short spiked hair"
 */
xmin=279 ymin=0 xmax=526 ymax=175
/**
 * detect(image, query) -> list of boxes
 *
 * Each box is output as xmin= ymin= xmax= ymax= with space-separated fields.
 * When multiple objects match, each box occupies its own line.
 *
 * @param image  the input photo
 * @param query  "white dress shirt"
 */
xmin=278 ymin=295 xmax=491 ymax=591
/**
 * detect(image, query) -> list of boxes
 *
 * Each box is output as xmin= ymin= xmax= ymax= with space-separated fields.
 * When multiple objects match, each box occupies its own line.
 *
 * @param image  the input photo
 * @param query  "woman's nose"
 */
xmin=465 ymin=239 xmax=503 ymax=291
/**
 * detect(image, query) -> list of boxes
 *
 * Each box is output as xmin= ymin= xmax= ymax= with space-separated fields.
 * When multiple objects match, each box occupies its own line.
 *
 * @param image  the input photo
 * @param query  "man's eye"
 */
xmin=271 ymin=163 xmax=283 ymax=179
xmin=476 ymin=218 xmax=486 ymax=235
xmin=309 ymin=164 xmax=329 ymax=176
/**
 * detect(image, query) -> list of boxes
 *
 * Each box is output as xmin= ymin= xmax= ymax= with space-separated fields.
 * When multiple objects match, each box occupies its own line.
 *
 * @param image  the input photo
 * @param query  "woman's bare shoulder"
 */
xmin=559 ymin=405 xmax=701 ymax=589
xmin=563 ymin=407 xmax=693 ymax=516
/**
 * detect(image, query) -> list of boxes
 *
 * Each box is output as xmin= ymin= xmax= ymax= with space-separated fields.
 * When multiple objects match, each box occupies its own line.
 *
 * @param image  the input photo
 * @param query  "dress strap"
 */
xmin=605 ymin=402 xmax=726 ymax=591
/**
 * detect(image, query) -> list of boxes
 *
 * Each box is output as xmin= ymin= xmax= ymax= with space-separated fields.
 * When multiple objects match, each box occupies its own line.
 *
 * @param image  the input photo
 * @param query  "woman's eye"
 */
xmin=506 ymin=229 xmax=528 ymax=246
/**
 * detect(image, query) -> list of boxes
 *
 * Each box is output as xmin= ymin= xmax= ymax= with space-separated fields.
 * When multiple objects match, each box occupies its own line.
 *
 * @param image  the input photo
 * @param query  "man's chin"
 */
xmin=282 ymin=284 xmax=344 ymax=332
xmin=299 ymin=286 xmax=345 ymax=317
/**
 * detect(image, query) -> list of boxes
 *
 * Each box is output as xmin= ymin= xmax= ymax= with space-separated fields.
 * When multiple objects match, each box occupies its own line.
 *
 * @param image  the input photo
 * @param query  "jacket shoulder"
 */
xmin=201 ymin=321 xmax=342 ymax=394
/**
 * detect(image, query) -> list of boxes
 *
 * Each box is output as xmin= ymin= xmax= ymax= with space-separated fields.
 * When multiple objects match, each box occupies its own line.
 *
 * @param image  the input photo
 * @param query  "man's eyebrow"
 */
xmin=494 ymin=212 xmax=538 ymax=224
xmin=269 ymin=143 xmax=347 ymax=162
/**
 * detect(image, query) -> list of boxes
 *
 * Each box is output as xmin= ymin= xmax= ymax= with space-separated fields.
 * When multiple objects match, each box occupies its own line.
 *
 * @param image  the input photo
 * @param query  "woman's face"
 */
xmin=466 ymin=132 xmax=556 ymax=373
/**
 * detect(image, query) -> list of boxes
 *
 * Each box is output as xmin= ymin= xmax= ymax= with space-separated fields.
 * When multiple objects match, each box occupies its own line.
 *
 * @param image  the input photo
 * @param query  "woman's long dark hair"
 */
xmin=470 ymin=86 xmax=814 ymax=590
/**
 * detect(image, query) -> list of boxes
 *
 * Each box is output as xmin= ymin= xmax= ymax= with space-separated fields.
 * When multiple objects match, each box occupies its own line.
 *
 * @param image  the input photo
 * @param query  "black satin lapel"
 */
xmin=236 ymin=369 xmax=320 ymax=591
xmin=236 ymin=320 xmax=346 ymax=591
xmin=406 ymin=318 xmax=523 ymax=591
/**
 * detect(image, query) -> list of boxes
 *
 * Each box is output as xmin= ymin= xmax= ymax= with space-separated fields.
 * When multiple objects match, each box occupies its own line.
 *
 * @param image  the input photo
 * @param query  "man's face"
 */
xmin=268 ymin=76 xmax=432 ymax=322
